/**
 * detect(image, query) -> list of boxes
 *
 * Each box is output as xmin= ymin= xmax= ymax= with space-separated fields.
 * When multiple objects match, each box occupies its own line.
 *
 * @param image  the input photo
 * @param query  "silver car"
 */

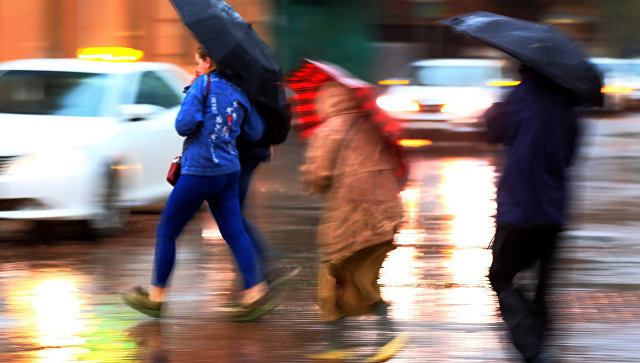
xmin=377 ymin=58 xmax=517 ymax=142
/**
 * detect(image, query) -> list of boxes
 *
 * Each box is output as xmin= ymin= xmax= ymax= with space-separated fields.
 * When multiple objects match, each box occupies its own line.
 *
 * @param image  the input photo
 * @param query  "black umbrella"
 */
xmin=438 ymin=11 xmax=603 ymax=107
xmin=169 ymin=0 xmax=290 ymax=144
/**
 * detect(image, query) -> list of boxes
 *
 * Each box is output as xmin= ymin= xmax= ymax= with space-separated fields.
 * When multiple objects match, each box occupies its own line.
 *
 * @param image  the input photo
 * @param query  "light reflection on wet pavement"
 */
xmin=1 ymin=116 xmax=639 ymax=362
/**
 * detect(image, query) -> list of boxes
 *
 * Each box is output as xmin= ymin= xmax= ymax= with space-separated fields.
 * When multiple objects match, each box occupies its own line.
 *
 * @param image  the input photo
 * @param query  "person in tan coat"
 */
xmin=301 ymin=81 xmax=406 ymax=360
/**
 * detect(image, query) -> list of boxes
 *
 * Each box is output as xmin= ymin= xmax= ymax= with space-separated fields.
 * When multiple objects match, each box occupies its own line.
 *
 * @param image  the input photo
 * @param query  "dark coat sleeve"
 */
xmin=484 ymin=101 xmax=510 ymax=144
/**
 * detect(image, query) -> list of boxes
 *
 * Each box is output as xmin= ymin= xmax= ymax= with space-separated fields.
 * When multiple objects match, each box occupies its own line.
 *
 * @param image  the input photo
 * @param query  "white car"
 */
xmin=376 ymin=58 xmax=517 ymax=142
xmin=589 ymin=57 xmax=630 ymax=112
xmin=616 ymin=58 xmax=640 ymax=109
xmin=0 ymin=56 xmax=189 ymax=234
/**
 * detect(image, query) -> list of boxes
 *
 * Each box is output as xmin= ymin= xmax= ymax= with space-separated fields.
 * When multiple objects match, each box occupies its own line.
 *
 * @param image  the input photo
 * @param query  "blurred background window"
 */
xmin=0 ymin=71 xmax=106 ymax=117
xmin=135 ymin=71 xmax=182 ymax=109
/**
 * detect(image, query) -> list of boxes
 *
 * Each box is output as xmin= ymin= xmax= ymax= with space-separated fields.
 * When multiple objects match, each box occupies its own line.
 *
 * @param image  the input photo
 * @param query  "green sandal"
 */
xmin=228 ymin=290 xmax=279 ymax=322
xmin=121 ymin=286 xmax=162 ymax=318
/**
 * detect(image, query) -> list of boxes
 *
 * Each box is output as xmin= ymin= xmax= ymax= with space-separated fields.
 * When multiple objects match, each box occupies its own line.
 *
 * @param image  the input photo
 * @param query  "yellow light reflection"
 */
xmin=202 ymin=217 xmax=224 ymax=243
xmin=395 ymin=187 xmax=428 ymax=245
xmin=379 ymin=246 xmax=422 ymax=321
xmin=486 ymin=80 xmax=521 ymax=87
xmin=442 ymin=248 xmax=492 ymax=287
xmin=379 ymin=186 xmax=424 ymax=320
xmin=37 ymin=347 xmax=90 ymax=363
xmin=77 ymin=47 xmax=144 ymax=62
xmin=394 ymin=227 xmax=427 ymax=245
xmin=601 ymin=85 xmax=634 ymax=94
xmin=400 ymin=187 xmax=420 ymax=227
xmin=439 ymin=159 xmax=496 ymax=247
xmin=32 ymin=279 xmax=85 ymax=348
xmin=110 ymin=163 xmax=142 ymax=171
xmin=4 ymin=271 xmax=87 ymax=362
xmin=440 ymin=285 xmax=496 ymax=324
xmin=4 ymin=268 xmax=143 ymax=362
xmin=378 ymin=79 xmax=410 ymax=85
xmin=202 ymin=226 xmax=223 ymax=240
xmin=397 ymin=139 xmax=433 ymax=148
xmin=438 ymin=159 xmax=498 ymax=326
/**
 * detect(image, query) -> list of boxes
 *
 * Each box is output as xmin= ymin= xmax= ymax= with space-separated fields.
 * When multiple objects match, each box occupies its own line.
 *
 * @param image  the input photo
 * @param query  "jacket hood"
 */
xmin=315 ymin=82 xmax=360 ymax=120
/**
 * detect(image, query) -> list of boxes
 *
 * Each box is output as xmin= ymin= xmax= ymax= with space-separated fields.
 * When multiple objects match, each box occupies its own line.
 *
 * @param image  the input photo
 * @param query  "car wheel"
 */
xmin=89 ymin=164 xmax=130 ymax=237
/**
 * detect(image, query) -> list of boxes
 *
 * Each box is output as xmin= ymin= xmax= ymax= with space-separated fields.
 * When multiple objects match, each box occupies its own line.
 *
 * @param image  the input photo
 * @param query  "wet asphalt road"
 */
xmin=0 ymin=112 xmax=639 ymax=362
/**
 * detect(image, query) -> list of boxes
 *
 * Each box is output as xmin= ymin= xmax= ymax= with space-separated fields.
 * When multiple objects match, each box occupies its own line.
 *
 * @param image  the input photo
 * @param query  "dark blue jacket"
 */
xmin=237 ymin=134 xmax=271 ymax=165
xmin=484 ymin=73 xmax=579 ymax=226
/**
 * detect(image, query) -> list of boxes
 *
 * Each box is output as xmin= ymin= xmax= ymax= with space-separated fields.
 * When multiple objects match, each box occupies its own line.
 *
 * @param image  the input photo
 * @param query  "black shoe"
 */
xmin=528 ymin=350 xmax=557 ymax=363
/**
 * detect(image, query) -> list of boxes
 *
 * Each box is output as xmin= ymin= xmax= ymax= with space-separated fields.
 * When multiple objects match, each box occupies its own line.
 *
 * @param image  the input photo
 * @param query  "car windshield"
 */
xmin=412 ymin=65 xmax=501 ymax=87
xmin=595 ymin=63 xmax=628 ymax=75
xmin=626 ymin=62 xmax=640 ymax=76
xmin=0 ymin=70 xmax=108 ymax=116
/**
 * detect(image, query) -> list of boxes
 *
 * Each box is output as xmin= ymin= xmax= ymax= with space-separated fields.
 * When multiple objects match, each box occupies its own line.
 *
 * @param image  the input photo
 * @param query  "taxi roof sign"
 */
xmin=77 ymin=47 xmax=144 ymax=62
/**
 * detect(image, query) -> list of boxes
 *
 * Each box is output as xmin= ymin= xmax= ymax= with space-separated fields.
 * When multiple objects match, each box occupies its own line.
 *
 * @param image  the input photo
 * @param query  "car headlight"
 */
xmin=601 ymin=85 xmax=634 ymax=94
xmin=441 ymin=96 xmax=494 ymax=116
xmin=6 ymin=150 xmax=86 ymax=178
xmin=376 ymin=96 xmax=420 ymax=112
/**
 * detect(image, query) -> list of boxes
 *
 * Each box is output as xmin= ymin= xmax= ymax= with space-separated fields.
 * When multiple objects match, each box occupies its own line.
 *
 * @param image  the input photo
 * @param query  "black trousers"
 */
xmin=488 ymin=224 xmax=561 ymax=362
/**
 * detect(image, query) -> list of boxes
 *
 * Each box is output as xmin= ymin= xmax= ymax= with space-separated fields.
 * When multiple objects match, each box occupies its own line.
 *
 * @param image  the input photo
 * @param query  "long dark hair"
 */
xmin=197 ymin=45 xmax=218 ymax=74
xmin=197 ymin=45 xmax=210 ymax=61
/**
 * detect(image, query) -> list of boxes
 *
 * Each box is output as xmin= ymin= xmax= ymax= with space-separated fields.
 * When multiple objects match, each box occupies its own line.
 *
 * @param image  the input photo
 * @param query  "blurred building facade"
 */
xmin=0 ymin=0 xmax=273 ymax=71
xmin=0 ymin=0 xmax=637 ymax=81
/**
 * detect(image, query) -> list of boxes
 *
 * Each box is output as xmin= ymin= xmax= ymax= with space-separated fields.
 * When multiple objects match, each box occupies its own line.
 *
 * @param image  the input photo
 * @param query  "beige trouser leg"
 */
xmin=318 ymin=241 xmax=395 ymax=321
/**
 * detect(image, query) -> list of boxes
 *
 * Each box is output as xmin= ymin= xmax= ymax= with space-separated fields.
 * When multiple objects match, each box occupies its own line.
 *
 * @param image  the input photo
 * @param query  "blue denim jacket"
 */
xmin=176 ymin=72 xmax=264 ymax=176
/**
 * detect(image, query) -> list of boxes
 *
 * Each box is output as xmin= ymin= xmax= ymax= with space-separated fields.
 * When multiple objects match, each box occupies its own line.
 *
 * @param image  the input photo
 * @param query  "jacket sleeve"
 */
xmin=484 ymin=101 xmax=511 ymax=144
xmin=300 ymin=115 xmax=350 ymax=195
xmin=175 ymin=75 xmax=206 ymax=136
xmin=241 ymin=102 xmax=264 ymax=142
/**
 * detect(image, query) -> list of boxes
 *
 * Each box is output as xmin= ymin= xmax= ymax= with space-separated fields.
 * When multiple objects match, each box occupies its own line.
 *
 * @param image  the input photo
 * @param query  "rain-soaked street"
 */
xmin=1 ymin=113 xmax=639 ymax=362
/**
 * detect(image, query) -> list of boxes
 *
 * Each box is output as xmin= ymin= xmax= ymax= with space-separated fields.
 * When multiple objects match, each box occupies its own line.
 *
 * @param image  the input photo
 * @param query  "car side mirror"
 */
xmin=119 ymin=104 xmax=165 ymax=122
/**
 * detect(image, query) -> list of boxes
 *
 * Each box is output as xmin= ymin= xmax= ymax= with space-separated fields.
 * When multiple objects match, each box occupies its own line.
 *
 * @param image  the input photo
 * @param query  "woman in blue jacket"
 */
xmin=122 ymin=46 xmax=274 ymax=321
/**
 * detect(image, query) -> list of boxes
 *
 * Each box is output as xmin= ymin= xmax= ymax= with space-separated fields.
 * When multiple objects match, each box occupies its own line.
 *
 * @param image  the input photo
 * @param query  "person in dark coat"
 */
xmin=485 ymin=64 xmax=580 ymax=363
xmin=236 ymin=136 xmax=281 ymax=279
xmin=236 ymin=104 xmax=300 ymax=287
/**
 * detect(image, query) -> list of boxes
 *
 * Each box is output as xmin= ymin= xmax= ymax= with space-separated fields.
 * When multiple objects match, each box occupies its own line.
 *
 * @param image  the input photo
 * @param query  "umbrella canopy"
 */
xmin=286 ymin=58 xmax=408 ymax=188
xmin=169 ymin=0 xmax=290 ymax=143
xmin=286 ymin=59 xmax=372 ymax=135
xmin=438 ymin=11 xmax=603 ymax=107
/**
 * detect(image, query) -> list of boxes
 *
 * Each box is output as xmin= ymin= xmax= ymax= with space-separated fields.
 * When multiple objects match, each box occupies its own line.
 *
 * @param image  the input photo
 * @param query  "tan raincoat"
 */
xmin=301 ymin=82 xmax=404 ymax=320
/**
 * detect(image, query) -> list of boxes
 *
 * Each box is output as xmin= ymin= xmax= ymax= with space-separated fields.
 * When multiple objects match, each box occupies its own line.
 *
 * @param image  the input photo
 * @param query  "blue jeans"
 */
xmin=152 ymin=173 xmax=262 ymax=289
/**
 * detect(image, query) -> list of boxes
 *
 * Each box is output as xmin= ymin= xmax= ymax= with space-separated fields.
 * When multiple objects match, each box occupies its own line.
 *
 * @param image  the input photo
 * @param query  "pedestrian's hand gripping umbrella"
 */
xmin=286 ymin=58 xmax=409 ymax=188
xmin=438 ymin=11 xmax=603 ymax=107
xmin=169 ymin=0 xmax=290 ymax=144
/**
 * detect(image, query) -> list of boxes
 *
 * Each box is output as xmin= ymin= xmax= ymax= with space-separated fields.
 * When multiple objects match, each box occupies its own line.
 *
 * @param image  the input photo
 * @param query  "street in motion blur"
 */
xmin=1 ymin=1 xmax=640 ymax=362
